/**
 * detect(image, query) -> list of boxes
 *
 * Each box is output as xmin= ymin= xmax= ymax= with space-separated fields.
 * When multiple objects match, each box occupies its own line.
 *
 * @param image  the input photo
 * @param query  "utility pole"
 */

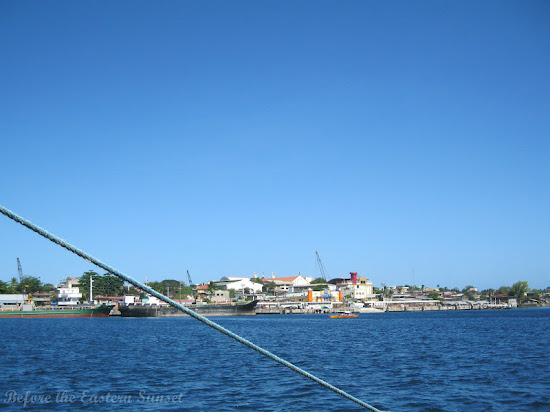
xmin=89 ymin=275 xmax=93 ymax=304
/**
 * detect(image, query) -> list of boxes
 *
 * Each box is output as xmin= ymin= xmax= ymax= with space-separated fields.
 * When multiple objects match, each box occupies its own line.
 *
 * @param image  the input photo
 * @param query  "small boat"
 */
xmin=330 ymin=311 xmax=358 ymax=319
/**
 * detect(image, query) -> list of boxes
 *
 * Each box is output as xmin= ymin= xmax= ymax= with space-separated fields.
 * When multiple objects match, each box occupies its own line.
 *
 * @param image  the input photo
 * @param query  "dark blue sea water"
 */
xmin=0 ymin=308 xmax=549 ymax=411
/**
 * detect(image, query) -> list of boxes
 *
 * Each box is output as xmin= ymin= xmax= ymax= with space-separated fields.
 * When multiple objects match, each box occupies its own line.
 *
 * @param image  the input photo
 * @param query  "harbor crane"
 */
xmin=315 ymin=251 xmax=328 ymax=281
xmin=187 ymin=270 xmax=193 ymax=286
xmin=17 ymin=257 xmax=24 ymax=283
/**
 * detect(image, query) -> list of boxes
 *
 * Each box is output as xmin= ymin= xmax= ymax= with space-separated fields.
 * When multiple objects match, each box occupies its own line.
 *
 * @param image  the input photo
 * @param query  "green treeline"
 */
xmin=78 ymin=271 xmax=125 ymax=300
xmin=0 ymin=276 xmax=55 ymax=294
xmin=0 ymin=273 xmax=548 ymax=304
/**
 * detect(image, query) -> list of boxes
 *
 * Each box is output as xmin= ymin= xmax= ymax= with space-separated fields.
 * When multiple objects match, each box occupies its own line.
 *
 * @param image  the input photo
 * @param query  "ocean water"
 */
xmin=0 ymin=308 xmax=549 ymax=411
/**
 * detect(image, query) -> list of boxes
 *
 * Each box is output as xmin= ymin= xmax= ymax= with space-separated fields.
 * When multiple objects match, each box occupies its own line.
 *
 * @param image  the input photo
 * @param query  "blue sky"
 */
xmin=1 ymin=1 xmax=549 ymax=290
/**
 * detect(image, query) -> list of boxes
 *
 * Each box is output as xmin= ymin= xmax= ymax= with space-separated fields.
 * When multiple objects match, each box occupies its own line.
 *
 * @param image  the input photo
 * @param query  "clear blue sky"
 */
xmin=1 ymin=1 xmax=548 ymax=290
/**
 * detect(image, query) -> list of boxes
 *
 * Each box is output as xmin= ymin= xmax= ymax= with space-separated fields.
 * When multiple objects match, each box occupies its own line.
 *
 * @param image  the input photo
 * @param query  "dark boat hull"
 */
xmin=119 ymin=301 xmax=257 ymax=317
xmin=0 ymin=304 xmax=114 ymax=318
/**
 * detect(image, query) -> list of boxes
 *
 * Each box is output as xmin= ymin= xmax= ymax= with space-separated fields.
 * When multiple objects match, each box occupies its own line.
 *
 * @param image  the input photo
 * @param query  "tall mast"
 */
xmin=89 ymin=275 xmax=93 ymax=304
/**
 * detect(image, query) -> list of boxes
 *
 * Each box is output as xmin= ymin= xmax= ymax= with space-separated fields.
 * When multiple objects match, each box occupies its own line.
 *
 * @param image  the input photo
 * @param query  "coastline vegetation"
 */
xmin=0 ymin=272 xmax=548 ymax=306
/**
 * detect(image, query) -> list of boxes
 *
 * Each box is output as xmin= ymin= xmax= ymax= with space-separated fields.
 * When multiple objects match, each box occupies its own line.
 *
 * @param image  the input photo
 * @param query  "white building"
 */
xmin=0 ymin=294 xmax=28 ymax=308
xmin=340 ymin=284 xmax=376 ymax=300
xmin=217 ymin=277 xmax=263 ymax=293
xmin=57 ymin=287 xmax=82 ymax=306
xmin=260 ymin=275 xmax=310 ymax=287
xmin=336 ymin=275 xmax=376 ymax=301
xmin=211 ymin=290 xmax=230 ymax=302
xmin=57 ymin=277 xmax=82 ymax=306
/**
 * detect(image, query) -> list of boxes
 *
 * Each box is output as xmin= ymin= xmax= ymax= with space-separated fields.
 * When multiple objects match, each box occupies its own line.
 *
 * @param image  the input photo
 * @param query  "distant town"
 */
xmin=1 ymin=268 xmax=549 ymax=314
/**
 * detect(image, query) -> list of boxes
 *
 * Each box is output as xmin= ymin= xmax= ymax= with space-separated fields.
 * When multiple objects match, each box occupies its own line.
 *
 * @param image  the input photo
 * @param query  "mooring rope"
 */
xmin=0 ymin=205 xmax=382 ymax=411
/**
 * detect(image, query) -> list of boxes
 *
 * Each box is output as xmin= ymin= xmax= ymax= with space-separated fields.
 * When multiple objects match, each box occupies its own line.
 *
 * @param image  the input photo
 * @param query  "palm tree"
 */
xmin=207 ymin=281 xmax=217 ymax=294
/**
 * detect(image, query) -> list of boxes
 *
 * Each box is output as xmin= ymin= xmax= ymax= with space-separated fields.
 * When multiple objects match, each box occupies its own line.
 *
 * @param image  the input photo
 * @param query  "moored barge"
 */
xmin=119 ymin=300 xmax=257 ymax=317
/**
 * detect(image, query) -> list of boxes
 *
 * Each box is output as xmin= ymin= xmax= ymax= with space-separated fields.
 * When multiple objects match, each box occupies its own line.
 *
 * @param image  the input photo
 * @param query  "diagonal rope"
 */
xmin=0 ymin=204 xmax=382 ymax=411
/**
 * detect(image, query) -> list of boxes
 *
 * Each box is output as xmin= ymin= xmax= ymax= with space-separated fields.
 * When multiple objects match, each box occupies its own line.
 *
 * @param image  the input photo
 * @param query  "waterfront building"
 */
xmin=261 ymin=274 xmax=309 ymax=287
xmin=31 ymin=291 xmax=51 ymax=306
xmin=340 ymin=284 xmax=377 ymax=301
xmin=56 ymin=277 xmax=82 ymax=306
xmin=260 ymin=274 xmax=310 ymax=295
xmin=211 ymin=289 xmax=230 ymax=302
xmin=492 ymin=295 xmax=518 ymax=307
xmin=328 ymin=272 xmax=376 ymax=301
xmin=0 ymin=294 xmax=28 ymax=309
xmin=307 ymin=288 xmax=342 ymax=303
xmin=216 ymin=277 xmax=263 ymax=293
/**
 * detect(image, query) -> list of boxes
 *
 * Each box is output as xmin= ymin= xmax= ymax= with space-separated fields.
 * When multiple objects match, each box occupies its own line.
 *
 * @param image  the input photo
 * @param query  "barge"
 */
xmin=118 ymin=300 xmax=257 ymax=317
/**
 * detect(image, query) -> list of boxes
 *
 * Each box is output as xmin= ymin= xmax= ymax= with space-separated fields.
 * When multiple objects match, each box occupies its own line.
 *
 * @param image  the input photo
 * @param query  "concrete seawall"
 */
xmin=256 ymin=302 xmax=512 ymax=314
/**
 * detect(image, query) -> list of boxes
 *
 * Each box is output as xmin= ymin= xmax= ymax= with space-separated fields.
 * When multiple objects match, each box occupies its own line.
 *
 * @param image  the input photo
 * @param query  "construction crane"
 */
xmin=315 ymin=251 xmax=328 ymax=281
xmin=17 ymin=257 xmax=24 ymax=283
xmin=187 ymin=270 xmax=197 ymax=303
xmin=17 ymin=257 xmax=30 ymax=299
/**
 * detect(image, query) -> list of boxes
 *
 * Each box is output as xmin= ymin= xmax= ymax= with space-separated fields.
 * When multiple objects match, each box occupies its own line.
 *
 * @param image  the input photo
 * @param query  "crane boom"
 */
xmin=17 ymin=257 xmax=24 ymax=283
xmin=315 ymin=251 xmax=328 ymax=281
xmin=187 ymin=270 xmax=193 ymax=286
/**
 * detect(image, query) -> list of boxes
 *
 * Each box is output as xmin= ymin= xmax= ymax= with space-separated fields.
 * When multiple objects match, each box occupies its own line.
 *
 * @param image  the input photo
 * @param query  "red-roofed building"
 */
xmin=260 ymin=274 xmax=309 ymax=287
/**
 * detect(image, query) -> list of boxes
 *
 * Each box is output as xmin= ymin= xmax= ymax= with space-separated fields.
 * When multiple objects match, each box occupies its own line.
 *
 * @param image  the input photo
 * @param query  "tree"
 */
xmin=177 ymin=286 xmax=193 ymax=297
xmin=147 ymin=281 xmax=165 ymax=295
xmin=0 ymin=280 xmax=13 ymax=294
xmin=462 ymin=286 xmax=476 ymax=300
xmin=207 ymin=281 xmax=217 ymax=294
xmin=427 ymin=292 xmax=442 ymax=301
xmin=263 ymin=281 xmax=276 ymax=294
xmin=98 ymin=274 xmax=124 ymax=296
xmin=10 ymin=277 xmax=18 ymax=291
xmin=79 ymin=271 xmax=124 ymax=301
xmin=481 ymin=289 xmax=495 ymax=298
xmin=497 ymin=286 xmax=511 ymax=295
xmin=41 ymin=283 xmax=56 ymax=292
xmin=310 ymin=278 xmax=326 ymax=284
xmin=161 ymin=279 xmax=184 ymax=295
xmin=79 ymin=271 xmax=100 ymax=301
xmin=251 ymin=278 xmax=263 ymax=285
xmin=509 ymin=281 xmax=529 ymax=301
xmin=20 ymin=276 xmax=43 ymax=293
